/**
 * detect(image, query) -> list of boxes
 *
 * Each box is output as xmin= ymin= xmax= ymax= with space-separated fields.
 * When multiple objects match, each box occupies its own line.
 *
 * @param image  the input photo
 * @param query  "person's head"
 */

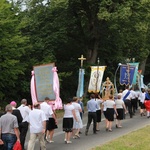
xmin=119 ymin=89 xmax=123 ymax=93
xmin=141 ymin=88 xmax=145 ymax=93
xmin=33 ymin=102 xmax=40 ymax=109
xmin=67 ymin=98 xmax=72 ymax=103
xmin=73 ymin=97 xmax=78 ymax=102
xmin=21 ymin=99 xmax=27 ymax=105
xmin=79 ymin=97 xmax=83 ymax=101
xmin=90 ymin=94 xmax=95 ymax=99
xmin=117 ymin=94 xmax=121 ymax=99
xmin=94 ymin=93 xmax=98 ymax=98
xmin=5 ymin=104 xmax=13 ymax=113
xmin=125 ymin=85 xmax=129 ymax=89
xmin=109 ymin=94 xmax=113 ymax=99
xmin=10 ymin=101 xmax=17 ymax=108
xmin=44 ymin=97 xmax=50 ymax=103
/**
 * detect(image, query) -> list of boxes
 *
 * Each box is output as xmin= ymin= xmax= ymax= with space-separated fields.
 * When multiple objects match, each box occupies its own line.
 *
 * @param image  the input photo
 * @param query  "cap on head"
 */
xmin=10 ymin=101 xmax=17 ymax=106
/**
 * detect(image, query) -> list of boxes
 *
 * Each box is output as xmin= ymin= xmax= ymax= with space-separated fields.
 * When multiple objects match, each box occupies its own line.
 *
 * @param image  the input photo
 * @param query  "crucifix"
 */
xmin=78 ymin=55 xmax=86 ymax=68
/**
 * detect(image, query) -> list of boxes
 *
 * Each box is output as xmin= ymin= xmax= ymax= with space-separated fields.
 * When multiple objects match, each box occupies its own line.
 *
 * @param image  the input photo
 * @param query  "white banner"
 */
xmin=88 ymin=66 xmax=106 ymax=93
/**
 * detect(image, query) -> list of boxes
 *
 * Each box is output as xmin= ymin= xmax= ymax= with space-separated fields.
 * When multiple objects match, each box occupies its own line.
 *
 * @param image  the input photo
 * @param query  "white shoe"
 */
xmin=45 ymin=136 xmax=49 ymax=142
xmin=67 ymin=141 xmax=72 ymax=144
xmin=50 ymin=140 xmax=54 ymax=143
xmin=64 ymin=139 xmax=67 ymax=143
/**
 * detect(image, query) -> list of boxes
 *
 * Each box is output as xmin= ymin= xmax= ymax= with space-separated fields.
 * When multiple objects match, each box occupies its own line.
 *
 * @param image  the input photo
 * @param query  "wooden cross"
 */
xmin=78 ymin=55 xmax=86 ymax=68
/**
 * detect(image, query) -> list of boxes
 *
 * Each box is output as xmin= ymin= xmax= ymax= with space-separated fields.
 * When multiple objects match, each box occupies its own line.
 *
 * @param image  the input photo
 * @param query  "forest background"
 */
xmin=0 ymin=0 xmax=150 ymax=106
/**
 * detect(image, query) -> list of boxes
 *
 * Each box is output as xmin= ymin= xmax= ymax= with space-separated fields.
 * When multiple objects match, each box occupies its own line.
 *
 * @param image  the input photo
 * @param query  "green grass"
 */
xmin=55 ymin=109 xmax=64 ymax=118
xmin=93 ymin=125 xmax=150 ymax=150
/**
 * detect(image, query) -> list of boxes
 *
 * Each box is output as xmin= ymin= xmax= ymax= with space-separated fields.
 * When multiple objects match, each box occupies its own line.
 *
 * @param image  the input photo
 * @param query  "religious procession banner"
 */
xmin=76 ymin=69 xmax=85 ymax=98
xmin=33 ymin=63 xmax=56 ymax=101
xmin=119 ymin=64 xmax=136 ymax=85
xmin=31 ymin=64 xmax=63 ymax=109
xmin=88 ymin=66 xmax=106 ymax=93
xmin=129 ymin=62 xmax=139 ymax=85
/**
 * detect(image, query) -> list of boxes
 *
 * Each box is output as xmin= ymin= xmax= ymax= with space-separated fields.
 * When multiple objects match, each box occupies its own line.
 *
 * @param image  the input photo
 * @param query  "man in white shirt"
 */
xmin=130 ymin=88 xmax=137 ymax=115
xmin=18 ymin=99 xmax=31 ymax=150
xmin=27 ymin=103 xmax=46 ymax=150
xmin=122 ymin=86 xmax=133 ymax=118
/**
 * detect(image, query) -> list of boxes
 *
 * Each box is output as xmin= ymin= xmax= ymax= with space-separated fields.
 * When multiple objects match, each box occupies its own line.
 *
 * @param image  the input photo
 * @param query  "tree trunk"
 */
xmin=139 ymin=58 xmax=147 ymax=75
xmin=84 ymin=42 xmax=99 ymax=98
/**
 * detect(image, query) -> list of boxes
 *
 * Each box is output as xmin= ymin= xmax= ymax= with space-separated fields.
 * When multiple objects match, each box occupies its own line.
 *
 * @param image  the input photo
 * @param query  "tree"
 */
xmin=0 ymin=0 xmax=29 ymax=101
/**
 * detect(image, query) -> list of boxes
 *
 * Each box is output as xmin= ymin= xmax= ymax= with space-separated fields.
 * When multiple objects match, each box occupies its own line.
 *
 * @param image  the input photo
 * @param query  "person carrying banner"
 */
xmin=121 ymin=85 xmax=133 ymax=118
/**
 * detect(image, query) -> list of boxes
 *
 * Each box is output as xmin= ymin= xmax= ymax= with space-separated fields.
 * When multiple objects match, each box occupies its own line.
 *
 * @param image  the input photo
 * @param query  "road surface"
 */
xmin=25 ymin=111 xmax=150 ymax=150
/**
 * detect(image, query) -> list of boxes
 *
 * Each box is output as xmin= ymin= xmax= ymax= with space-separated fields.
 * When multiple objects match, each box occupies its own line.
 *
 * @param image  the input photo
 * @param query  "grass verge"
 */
xmin=92 ymin=125 xmax=150 ymax=150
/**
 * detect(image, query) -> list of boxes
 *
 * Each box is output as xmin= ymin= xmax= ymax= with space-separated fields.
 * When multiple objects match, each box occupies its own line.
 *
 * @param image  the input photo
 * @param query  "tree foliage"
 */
xmin=0 ymin=0 xmax=150 ymax=103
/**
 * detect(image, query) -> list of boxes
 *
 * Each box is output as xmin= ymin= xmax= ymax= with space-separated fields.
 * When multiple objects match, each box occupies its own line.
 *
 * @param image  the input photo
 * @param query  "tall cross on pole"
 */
xmin=78 ymin=55 xmax=86 ymax=68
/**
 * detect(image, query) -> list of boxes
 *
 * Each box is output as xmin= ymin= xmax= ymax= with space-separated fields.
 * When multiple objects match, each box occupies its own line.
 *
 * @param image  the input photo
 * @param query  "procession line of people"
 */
xmin=1 ymin=86 xmax=150 ymax=149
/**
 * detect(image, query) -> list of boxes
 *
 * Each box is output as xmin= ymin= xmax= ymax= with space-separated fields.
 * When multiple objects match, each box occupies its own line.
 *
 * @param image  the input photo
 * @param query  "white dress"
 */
xmin=72 ymin=102 xmax=83 ymax=129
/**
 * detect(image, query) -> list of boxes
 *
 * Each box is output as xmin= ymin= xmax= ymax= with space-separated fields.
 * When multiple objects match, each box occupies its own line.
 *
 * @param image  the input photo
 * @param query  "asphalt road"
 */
xmin=25 ymin=111 xmax=150 ymax=150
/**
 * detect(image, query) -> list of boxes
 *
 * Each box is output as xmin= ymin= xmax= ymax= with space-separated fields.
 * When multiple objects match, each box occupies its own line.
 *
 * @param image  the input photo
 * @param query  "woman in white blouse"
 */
xmin=63 ymin=98 xmax=78 ymax=144
xmin=105 ymin=95 xmax=118 ymax=132
xmin=115 ymin=94 xmax=127 ymax=128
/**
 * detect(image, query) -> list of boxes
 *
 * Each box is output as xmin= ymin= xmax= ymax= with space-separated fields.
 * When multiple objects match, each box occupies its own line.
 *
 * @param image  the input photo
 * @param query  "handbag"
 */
xmin=13 ymin=141 xmax=22 ymax=150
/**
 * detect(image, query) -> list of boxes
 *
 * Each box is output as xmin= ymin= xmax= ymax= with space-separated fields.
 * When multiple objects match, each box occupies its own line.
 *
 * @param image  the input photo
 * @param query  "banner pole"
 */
xmin=95 ymin=58 xmax=100 ymax=93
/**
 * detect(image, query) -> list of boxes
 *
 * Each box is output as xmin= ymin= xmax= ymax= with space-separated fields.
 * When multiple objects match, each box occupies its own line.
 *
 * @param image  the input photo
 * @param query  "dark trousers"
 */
xmin=131 ymin=98 xmax=137 ymax=113
xmin=80 ymin=112 xmax=83 ymax=120
xmin=86 ymin=112 xmax=97 ymax=133
xmin=19 ymin=121 xmax=28 ymax=149
xmin=124 ymin=99 xmax=132 ymax=118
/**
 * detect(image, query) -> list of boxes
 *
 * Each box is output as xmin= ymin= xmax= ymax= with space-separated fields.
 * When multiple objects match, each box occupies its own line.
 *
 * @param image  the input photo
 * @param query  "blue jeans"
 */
xmin=2 ymin=134 xmax=17 ymax=150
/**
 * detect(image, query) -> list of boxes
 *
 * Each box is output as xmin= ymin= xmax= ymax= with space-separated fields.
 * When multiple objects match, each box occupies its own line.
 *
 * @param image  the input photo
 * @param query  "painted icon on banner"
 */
xmin=120 ymin=65 xmax=136 ymax=85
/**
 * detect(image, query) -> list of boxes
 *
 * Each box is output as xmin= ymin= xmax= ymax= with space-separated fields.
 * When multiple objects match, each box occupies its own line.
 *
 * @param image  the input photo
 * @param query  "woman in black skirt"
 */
xmin=46 ymin=111 xmax=58 ymax=143
xmin=115 ymin=94 xmax=127 ymax=128
xmin=63 ymin=98 xmax=78 ymax=144
xmin=105 ymin=95 xmax=118 ymax=132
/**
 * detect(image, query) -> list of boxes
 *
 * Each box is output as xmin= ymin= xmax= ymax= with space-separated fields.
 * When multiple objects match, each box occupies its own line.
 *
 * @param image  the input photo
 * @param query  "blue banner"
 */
xmin=76 ymin=69 xmax=85 ymax=98
xmin=120 ymin=65 xmax=136 ymax=85
xmin=129 ymin=62 xmax=139 ymax=84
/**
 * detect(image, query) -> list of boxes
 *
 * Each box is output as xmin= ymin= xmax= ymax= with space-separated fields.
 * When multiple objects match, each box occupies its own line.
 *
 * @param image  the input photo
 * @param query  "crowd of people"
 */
xmin=0 ymin=85 xmax=150 ymax=149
